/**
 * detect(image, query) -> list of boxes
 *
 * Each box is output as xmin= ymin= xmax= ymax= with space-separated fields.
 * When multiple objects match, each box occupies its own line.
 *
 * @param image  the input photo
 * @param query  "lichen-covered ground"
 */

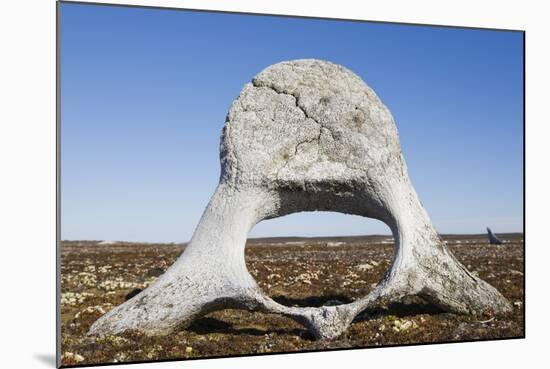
xmin=60 ymin=235 xmax=524 ymax=367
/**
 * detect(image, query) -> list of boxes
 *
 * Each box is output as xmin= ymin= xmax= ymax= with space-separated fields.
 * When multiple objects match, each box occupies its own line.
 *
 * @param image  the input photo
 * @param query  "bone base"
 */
xmin=89 ymin=182 xmax=510 ymax=340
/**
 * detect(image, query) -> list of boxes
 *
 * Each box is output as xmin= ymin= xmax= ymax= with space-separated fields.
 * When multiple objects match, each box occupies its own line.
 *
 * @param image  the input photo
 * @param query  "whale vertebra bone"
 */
xmin=88 ymin=59 xmax=511 ymax=340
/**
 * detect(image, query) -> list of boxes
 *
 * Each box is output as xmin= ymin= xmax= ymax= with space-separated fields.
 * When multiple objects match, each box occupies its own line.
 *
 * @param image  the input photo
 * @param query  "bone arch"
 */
xmin=89 ymin=59 xmax=511 ymax=340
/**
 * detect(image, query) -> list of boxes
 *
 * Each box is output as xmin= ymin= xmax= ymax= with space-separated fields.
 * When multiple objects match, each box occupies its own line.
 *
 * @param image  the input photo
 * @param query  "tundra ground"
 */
xmin=59 ymin=234 xmax=524 ymax=366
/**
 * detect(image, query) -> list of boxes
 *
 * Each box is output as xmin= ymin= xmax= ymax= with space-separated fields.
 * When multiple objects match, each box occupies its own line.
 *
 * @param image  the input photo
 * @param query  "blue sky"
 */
xmin=60 ymin=3 xmax=524 ymax=242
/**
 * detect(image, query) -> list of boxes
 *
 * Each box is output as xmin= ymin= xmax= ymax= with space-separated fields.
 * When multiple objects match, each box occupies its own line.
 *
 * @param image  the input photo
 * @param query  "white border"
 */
xmin=1 ymin=1 xmax=548 ymax=368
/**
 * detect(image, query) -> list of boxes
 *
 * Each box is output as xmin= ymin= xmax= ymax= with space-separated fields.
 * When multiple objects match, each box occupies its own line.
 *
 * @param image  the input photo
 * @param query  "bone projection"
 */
xmin=487 ymin=227 xmax=504 ymax=245
xmin=88 ymin=59 xmax=511 ymax=340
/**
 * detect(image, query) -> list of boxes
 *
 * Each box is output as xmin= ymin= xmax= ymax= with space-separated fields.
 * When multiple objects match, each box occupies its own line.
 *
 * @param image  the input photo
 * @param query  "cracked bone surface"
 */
xmin=88 ymin=59 xmax=511 ymax=340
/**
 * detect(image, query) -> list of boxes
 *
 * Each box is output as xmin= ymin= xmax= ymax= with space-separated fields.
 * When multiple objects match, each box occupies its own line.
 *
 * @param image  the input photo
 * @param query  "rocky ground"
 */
xmin=59 ymin=235 xmax=524 ymax=366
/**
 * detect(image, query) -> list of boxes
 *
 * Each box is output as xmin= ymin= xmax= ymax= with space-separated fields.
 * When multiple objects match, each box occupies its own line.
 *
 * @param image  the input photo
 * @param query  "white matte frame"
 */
xmin=2 ymin=1 xmax=545 ymax=369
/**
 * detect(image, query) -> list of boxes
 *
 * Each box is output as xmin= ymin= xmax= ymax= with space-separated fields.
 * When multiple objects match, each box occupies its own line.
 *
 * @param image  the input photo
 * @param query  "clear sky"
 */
xmin=60 ymin=3 xmax=524 ymax=242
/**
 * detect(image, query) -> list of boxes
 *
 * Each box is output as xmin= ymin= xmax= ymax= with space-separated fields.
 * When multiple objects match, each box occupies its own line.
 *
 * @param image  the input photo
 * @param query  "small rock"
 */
xmin=356 ymin=263 xmax=373 ymax=271
xmin=63 ymin=352 xmax=85 ymax=363
xmin=185 ymin=346 xmax=193 ymax=354
xmin=391 ymin=319 xmax=418 ymax=332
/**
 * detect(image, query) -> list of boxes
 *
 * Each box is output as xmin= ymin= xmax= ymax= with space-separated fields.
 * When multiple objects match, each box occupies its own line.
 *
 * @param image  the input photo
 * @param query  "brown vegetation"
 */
xmin=60 ymin=235 xmax=524 ymax=366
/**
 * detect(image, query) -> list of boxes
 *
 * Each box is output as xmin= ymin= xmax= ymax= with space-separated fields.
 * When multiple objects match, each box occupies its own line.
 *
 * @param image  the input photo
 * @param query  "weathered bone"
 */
xmin=88 ymin=59 xmax=511 ymax=340
xmin=487 ymin=227 xmax=503 ymax=245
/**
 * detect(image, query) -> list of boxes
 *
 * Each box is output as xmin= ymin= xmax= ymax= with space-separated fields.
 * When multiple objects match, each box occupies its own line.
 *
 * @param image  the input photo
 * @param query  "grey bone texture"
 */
xmin=487 ymin=227 xmax=503 ymax=245
xmin=88 ymin=59 xmax=511 ymax=340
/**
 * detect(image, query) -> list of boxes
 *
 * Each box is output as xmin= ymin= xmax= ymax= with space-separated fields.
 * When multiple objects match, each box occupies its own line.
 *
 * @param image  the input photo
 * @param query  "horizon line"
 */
xmin=61 ymin=231 xmax=525 ymax=244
